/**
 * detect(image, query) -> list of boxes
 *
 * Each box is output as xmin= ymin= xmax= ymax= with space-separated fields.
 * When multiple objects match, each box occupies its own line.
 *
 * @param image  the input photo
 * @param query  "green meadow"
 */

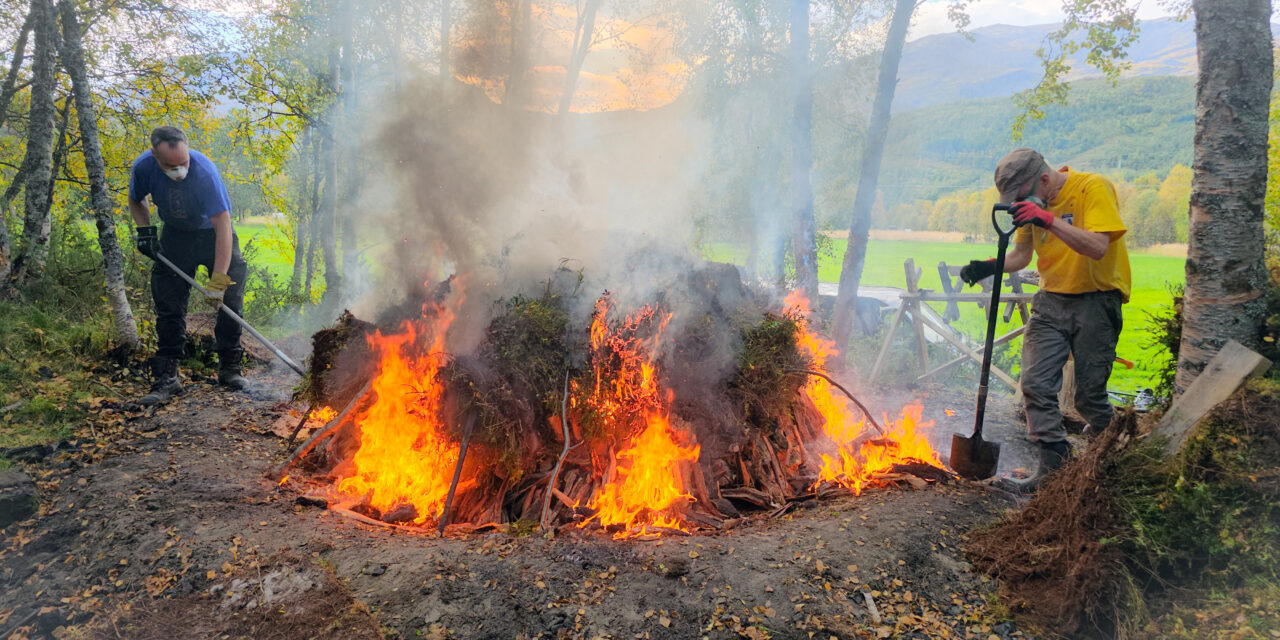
xmin=703 ymin=238 xmax=1185 ymax=394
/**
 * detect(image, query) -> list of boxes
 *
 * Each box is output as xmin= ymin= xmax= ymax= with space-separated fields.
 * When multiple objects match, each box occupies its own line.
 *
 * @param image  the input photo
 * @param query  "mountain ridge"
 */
xmin=894 ymin=17 xmax=1205 ymax=111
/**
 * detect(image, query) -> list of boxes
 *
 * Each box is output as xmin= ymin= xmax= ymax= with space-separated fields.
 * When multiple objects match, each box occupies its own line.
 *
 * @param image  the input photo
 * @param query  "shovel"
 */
xmin=154 ymin=253 xmax=306 ymax=376
xmin=950 ymin=203 xmax=1016 ymax=480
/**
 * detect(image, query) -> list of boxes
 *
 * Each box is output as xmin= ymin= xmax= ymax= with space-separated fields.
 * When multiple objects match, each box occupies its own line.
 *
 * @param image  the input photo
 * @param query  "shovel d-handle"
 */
xmin=992 ymin=202 xmax=1017 ymax=239
xmin=971 ymin=203 xmax=1018 ymax=440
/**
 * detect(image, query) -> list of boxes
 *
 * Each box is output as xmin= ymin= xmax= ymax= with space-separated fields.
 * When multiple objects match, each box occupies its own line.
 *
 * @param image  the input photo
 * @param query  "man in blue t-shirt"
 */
xmin=129 ymin=126 xmax=249 ymax=406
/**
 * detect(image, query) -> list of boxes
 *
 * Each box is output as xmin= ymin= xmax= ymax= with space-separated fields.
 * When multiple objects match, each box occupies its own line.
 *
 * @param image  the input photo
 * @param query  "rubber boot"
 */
xmin=139 ymin=356 xmax=183 ymax=407
xmin=217 ymin=348 xmax=248 ymax=391
xmin=995 ymin=440 xmax=1072 ymax=495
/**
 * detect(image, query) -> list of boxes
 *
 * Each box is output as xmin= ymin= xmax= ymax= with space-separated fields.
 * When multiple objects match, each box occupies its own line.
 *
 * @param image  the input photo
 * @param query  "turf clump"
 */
xmin=449 ymin=289 xmax=573 ymax=477
xmin=730 ymin=311 xmax=809 ymax=427
xmin=967 ymin=380 xmax=1280 ymax=637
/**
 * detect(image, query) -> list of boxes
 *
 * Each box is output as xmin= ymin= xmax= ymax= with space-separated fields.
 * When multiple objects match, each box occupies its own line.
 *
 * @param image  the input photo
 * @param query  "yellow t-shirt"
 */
xmin=1013 ymin=168 xmax=1131 ymax=302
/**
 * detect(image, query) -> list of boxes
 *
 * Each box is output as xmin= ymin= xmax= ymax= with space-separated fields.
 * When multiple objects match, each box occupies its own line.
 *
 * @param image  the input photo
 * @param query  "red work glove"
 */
xmin=1011 ymin=201 xmax=1054 ymax=228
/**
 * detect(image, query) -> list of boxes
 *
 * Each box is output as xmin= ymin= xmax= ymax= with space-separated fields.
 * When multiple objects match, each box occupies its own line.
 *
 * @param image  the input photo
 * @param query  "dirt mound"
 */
xmin=87 ymin=554 xmax=384 ymax=640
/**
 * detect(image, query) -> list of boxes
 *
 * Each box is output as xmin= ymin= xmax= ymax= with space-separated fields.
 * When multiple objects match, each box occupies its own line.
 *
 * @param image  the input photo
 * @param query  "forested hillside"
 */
xmin=866 ymin=75 xmax=1195 ymax=211
xmin=875 ymin=163 xmax=1193 ymax=247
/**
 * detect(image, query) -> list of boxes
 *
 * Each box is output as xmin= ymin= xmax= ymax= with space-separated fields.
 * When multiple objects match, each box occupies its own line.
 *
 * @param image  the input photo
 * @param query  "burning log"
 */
xmin=786 ymin=368 xmax=885 ymax=436
xmin=268 ymin=379 xmax=372 ymax=481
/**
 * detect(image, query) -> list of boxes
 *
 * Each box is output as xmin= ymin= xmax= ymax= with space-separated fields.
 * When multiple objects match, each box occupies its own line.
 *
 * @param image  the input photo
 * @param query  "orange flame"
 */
xmin=784 ymin=293 xmax=942 ymax=494
xmin=580 ymin=296 xmax=699 ymax=538
xmin=312 ymin=405 xmax=337 ymax=424
xmin=335 ymin=306 xmax=460 ymax=525
xmin=815 ymin=403 xmax=941 ymax=494
xmin=585 ymin=411 xmax=700 ymax=537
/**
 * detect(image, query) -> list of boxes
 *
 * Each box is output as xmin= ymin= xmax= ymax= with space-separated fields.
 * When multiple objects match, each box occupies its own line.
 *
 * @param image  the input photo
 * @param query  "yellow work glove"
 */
xmin=204 ymin=272 xmax=235 ymax=310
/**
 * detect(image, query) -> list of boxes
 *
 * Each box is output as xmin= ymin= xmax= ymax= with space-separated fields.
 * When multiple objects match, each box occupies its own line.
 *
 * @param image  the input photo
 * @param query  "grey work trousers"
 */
xmin=1020 ymin=289 xmax=1123 ymax=443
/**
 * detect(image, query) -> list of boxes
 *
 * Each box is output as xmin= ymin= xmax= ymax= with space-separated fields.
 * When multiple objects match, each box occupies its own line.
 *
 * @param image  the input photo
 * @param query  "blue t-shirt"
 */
xmin=128 ymin=149 xmax=233 ymax=230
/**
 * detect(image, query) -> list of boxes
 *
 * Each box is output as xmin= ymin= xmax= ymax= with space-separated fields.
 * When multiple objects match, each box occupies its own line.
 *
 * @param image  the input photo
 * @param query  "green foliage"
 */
xmin=730 ymin=312 xmax=808 ymax=424
xmin=871 ymin=75 xmax=1195 ymax=213
xmin=461 ymin=288 xmax=574 ymax=476
xmin=240 ymin=241 xmax=311 ymax=329
xmin=0 ymin=296 xmax=119 ymax=449
xmin=1143 ymin=283 xmax=1183 ymax=403
xmin=878 ymin=161 xmax=1194 ymax=248
xmin=1266 ymin=47 xmax=1280 ymax=251
xmin=1012 ymin=0 xmax=1141 ymax=139
xmin=480 ymin=292 xmax=573 ymax=415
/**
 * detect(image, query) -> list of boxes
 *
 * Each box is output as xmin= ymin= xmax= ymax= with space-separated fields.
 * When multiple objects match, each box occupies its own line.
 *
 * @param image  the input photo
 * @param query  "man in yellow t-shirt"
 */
xmin=959 ymin=148 xmax=1131 ymax=492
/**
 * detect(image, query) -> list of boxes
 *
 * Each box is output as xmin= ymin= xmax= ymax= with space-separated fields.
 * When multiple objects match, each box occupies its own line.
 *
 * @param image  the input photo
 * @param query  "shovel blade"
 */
xmin=949 ymin=433 xmax=1001 ymax=480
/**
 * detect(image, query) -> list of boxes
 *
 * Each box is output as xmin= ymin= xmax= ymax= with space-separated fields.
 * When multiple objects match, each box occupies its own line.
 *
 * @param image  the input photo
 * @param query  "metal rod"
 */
xmin=438 ymin=412 xmax=477 ymax=536
xmin=154 ymin=253 xmax=305 ymax=376
xmin=541 ymin=371 xmax=573 ymax=530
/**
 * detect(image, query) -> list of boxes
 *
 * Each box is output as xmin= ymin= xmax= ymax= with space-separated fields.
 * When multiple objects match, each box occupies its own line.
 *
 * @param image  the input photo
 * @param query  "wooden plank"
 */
xmin=904 ymin=260 xmax=931 ymax=375
xmin=918 ymin=325 xmax=1025 ymax=381
xmin=937 ymin=261 xmax=961 ymax=322
xmin=914 ymin=312 xmax=1019 ymax=389
xmin=869 ymin=300 xmax=908 ymax=381
xmin=1156 ymin=339 xmax=1271 ymax=455
xmin=901 ymin=292 xmax=1035 ymax=303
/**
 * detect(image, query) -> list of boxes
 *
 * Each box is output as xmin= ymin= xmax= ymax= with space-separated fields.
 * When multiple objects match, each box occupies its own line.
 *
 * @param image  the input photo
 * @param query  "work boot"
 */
xmin=217 ymin=349 xmax=248 ymax=391
xmin=139 ymin=357 xmax=183 ymax=407
xmin=995 ymin=440 xmax=1072 ymax=495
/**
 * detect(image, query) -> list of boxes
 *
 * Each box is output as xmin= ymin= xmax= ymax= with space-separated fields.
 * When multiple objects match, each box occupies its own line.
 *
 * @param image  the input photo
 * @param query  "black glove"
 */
xmin=136 ymin=225 xmax=160 ymax=260
xmin=959 ymin=259 xmax=997 ymax=286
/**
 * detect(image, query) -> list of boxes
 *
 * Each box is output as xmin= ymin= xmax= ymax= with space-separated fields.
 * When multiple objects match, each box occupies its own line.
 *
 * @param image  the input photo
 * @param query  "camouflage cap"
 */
xmin=994 ymin=148 xmax=1047 ymax=204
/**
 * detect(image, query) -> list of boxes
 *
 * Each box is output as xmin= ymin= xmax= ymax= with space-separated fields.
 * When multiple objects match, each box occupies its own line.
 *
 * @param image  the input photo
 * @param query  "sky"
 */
xmin=909 ymin=0 xmax=1184 ymax=41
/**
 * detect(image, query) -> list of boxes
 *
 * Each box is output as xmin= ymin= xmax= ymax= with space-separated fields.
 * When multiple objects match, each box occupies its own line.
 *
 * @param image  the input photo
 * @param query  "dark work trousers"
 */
xmin=1020 ymin=289 xmax=1123 ymax=443
xmin=152 ymin=227 xmax=248 ymax=360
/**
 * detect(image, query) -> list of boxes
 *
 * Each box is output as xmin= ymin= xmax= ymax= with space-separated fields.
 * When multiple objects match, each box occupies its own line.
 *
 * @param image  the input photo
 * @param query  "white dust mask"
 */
xmin=164 ymin=165 xmax=188 ymax=181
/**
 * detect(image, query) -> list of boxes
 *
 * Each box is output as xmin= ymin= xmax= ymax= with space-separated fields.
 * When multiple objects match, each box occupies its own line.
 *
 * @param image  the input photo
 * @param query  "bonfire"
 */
xmin=274 ymin=263 xmax=949 ymax=538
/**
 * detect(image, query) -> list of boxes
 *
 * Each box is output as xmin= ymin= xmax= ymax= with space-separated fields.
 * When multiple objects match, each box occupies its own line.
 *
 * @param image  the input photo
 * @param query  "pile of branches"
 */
xmin=279 ymin=263 xmax=944 ymax=534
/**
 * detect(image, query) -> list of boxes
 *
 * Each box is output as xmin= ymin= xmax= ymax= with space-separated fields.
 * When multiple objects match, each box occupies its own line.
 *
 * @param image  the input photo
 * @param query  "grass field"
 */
xmin=703 ymin=239 xmax=1185 ymax=394
xmin=235 ymin=218 xmax=295 ymax=279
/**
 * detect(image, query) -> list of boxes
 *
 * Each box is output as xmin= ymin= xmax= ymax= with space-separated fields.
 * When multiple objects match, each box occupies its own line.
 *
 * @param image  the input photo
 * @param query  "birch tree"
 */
xmin=830 ymin=0 xmax=915 ymax=358
xmin=789 ymin=0 xmax=819 ymax=304
xmin=13 ymin=0 xmax=58 ymax=287
xmin=57 ymin=0 xmax=140 ymax=350
xmin=1174 ymin=0 xmax=1273 ymax=394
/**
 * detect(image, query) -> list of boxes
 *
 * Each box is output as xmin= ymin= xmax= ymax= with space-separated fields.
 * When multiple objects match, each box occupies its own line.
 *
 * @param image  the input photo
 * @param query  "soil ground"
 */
xmin=0 ymin=366 xmax=1043 ymax=640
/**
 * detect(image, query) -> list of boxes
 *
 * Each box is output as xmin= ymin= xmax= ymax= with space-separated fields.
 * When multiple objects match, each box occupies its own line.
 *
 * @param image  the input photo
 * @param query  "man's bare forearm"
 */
xmin=211 ymin=211 xmax=232 ymax=275
xmin=128 ymin=198 xmax=151 ymax=227
xmin=1003 ymin=242 xmax=1033 ymax=272
xmin=1049 ymin=223 xmax=1110 ymax=261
